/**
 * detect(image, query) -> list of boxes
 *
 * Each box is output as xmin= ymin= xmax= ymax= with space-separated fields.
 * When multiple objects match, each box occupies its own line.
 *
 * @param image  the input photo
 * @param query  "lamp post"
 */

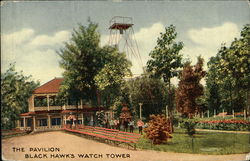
xmin=139 ymin=103 xmax=143 ymax=119
xmin=166 ymin=105 xmax=169 ymax=118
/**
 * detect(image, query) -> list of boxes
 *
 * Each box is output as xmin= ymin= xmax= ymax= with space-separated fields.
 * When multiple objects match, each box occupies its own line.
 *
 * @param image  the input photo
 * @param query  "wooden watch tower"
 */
xmin=108 ymin=16 xmax=143 ymax=71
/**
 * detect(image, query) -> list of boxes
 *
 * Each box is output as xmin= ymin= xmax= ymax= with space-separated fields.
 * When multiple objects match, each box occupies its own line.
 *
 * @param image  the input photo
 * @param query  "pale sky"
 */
xmin=1 ymin=0 xmax=249 ymax=84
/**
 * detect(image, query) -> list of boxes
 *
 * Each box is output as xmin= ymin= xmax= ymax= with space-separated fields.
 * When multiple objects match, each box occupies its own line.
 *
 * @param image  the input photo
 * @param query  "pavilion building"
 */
xmin=17 ymin=78 xmax=105 ymax=132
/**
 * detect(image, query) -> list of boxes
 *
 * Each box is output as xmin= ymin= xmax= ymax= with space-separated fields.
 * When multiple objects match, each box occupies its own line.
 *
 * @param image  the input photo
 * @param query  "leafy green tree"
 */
xmin=1 ymin=64 xmax=39 ymax=129
xmin=110 ymin=84 xmax=133 ymax=119
xmin=58 ymin=21 xmax=102 ymax=106
xmin=180 ymin=118 xmax=198 ymax=152
xmin=206 ymin=56 xmax=222 ymax=114
xmin=126 ymin=76 xmax=172 ymax=120
xmin=206 ymin=24 xmax=250 ymax=114
xmin=94 ymin=46 xmax=131 ymax=107
xmin=175 ymin=57 xmax=206 ymax=118
xmin=58 ymin=20 xmax=131 ymax=121
xmin=147 ymin=25 xmax=183 ymax=113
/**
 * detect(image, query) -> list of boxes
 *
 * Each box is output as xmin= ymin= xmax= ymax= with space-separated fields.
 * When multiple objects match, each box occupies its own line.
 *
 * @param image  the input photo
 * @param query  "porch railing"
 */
xmin=34 ymin=125 xmax=62 ymax=131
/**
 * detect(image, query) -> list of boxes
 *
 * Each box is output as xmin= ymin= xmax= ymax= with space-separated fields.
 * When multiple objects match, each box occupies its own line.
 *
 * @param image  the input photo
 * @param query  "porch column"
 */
xmin=90 ymin=114 xmax=94 ymax=126
xmin=80 ymin=99 xmax=83 ymax=109
xmin=82 ymin=113 xmax=84 ymax=125
xmin=47 ymin=95 xmax=50 ymax=111
xmin=48 ymin=115 xmax=51 ymax=128
xmin=61 ymin=115 xmax=64 ymax=127
xmin=28 ymin=95 xmax=35 ymax=112
xmin=64 ymin=115 xmax=67 ymax=125
xmin=23 ymin=117 xmax=26 ymax=128
xmin=33 ymin=116 xmax=36 ymax=131
xmin=32 ymin=95 xmax=35 ymax=111
xmin=17 ymin=120 xmax=20 ymax=128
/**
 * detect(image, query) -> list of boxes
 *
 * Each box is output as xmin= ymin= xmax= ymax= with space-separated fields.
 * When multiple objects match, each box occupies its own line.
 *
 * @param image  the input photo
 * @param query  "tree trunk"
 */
xmin=76 ymin=99 xmax=79 ymax=126
xmin=96 ymin=90 xmax=101 ymax=107
xmin=246 ymin=90 xmax=250 ymax=117
xmin=191 ymin=136 xmax=194 ymax=152
xmin=229 ymin=81 xmax=233 ymax=114
xmin=168 ymin=79 xmax=171 ymax=113
xmin=168 ymin=79 xmax=174 ymax=133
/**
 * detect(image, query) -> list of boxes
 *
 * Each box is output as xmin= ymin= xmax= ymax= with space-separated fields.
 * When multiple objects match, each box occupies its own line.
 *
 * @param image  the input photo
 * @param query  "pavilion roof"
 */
xmin=33 ymin=78 xmax=63 ymax=94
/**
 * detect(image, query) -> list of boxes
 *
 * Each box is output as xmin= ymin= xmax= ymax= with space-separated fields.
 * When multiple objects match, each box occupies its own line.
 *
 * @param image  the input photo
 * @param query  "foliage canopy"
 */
xmin=1 ymin=64 xmax=39 ymax=129
xmin=58 ymin=20 xmax=131 ymax=107
xmin=206 ymin=24 xmax=250 ymax=113
xmin=176 ymin=57 xmax=206 ymax=118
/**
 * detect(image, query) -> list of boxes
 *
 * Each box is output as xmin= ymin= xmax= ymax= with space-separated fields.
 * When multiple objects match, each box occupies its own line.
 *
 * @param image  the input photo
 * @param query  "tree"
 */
xmin=206 ymin=56 xmax=222 ymax=114
xmin=206 ymin=24 xmax=250 ymax=114
xmin=218 ymin=24 xmax=250 ymax=113
xmin=1 ymin=64 xmax=39 ymax=129
xmin=176 ymin=57 xmax=206 ymax=118
xmin=96 ymin=110 xmax=105 ymax=127
xmin=58 ymin=21 xmax=102 ymax=106
xmin=58 ymin=20 xmax=131 ymax=121
xmin=126 ymin=76 xmax=171 ymax=120
xmin=110 ymin=83 xmax=133 ymax=119
xmin=94 ymin=46 xmax=131 ymax=107
xmin=147 ymin=25 xmax=183 ymax=113
xmin=180 ymin=118 xmax=198 ymax=152
xmin=144 ymin=114 xmax=172 ymax=144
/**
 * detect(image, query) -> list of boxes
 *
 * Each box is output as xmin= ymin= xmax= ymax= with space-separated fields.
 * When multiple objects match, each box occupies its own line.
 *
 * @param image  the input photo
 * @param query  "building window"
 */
xmin=34 ymin=97 xmax=47 ymax=107
xmin=49 ymin=97 xmax=62 ymax=106
xmin=27 ymin=118 xmax=32 ymax=127
xmin=51 ymin=118 xmax=61 ymax=126
xmin=76 ymin=120 xmax=82 ymax=124
xmin=20 ymin=119 xmax=24 ymax=127
xmin=38 ymin=119 xmax=47 ymax=126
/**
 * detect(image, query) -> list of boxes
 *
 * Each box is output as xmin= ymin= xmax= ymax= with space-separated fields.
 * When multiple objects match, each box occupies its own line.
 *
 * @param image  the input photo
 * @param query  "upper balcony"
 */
xmin=29 ymin=93 xmax=92 ymax=112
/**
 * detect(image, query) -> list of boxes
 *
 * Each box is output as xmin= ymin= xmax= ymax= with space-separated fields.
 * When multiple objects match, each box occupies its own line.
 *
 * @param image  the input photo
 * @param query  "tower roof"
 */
xmin=33 ymin=78 xmax=63 ymax=94
xmin=109 ymin=23 xmax=133 ymax=30
xmin=109 ymin=16 xmax=133 ymax=30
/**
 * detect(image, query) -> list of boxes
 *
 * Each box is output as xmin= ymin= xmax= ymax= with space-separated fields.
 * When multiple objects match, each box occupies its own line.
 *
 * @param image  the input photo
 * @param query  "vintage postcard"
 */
xmin=1 ymin=0 xmax=250 ymax=161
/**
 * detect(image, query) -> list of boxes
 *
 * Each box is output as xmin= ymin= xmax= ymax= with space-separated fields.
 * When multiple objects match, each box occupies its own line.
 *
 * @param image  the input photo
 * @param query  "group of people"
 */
xmin=104 ymin=119 xmax=121 ymax=130
xmin=103 ymin=118 xmax=146 ymax=135
xmin=67 ymin=113 xmax=147 ymax=135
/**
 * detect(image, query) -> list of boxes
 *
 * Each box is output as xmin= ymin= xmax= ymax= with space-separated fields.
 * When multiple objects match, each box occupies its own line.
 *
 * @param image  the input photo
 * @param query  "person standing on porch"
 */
xmin=68 ymin=114 xmax=74 ymax=129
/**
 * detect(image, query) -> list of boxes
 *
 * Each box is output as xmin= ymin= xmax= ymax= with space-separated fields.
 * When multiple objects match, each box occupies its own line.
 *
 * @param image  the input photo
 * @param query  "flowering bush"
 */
xmin=196 ymin=119 xmax=250 ymax=131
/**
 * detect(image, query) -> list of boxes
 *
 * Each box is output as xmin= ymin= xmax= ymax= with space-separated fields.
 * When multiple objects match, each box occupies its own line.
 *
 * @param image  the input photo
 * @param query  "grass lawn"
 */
xmin=136 ymin=128 xmax=250 ymax=154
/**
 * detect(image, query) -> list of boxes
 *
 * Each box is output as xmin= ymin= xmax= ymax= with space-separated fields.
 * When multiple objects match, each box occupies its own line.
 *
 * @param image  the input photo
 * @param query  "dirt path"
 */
xmin=2 ymin=131 xmax=248 ymax=161
xmin=196 ymin=129 xmax=250 ymax=134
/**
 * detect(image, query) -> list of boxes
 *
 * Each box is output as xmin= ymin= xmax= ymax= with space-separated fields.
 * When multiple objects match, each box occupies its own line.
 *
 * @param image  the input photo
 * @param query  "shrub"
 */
xmin=144 ymin=114 xmax=172 ymax=144
xmin=181 ymin=119 xmax=198 ymax=137
xmin=196 ymin=119 xmax=250 ymax=131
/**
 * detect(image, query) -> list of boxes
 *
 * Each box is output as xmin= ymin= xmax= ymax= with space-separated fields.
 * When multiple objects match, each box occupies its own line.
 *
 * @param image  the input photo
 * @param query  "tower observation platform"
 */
xmin=109 ymin=16 xmax=133 ymax=34
xmin=108 ymin=16 xmax=144 ymax=75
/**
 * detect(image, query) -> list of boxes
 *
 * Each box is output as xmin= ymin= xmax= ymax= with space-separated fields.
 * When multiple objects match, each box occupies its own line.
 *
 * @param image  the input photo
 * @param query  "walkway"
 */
xmin=2 ymin=131 xmax=248 ymax=161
